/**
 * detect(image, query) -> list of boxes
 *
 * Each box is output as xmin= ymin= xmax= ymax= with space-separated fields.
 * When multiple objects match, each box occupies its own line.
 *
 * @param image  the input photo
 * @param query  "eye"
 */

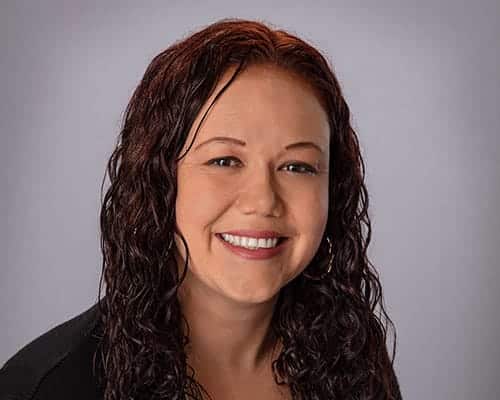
xmin=282 ymin=162 xmax=318 ymax=175
xmin=207 ymin=156 xmax=241 ymax=168
xmin=207 ymin=157 xmax=318 ymax=175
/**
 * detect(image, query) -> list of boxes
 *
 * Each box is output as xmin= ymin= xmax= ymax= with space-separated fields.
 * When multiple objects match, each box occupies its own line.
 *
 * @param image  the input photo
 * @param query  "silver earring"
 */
xmin=325 ymin=235 xmax=333 ymax=274
xmin=302 ymin=235 xmax=334 ymax=281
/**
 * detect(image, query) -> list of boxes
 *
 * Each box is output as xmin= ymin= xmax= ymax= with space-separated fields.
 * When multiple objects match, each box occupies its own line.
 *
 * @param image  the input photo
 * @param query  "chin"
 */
xmin=221 ymin=285 xmax=280 ymax=306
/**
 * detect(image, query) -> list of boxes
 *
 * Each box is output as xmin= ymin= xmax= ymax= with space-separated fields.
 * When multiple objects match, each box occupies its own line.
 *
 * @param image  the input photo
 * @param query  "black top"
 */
xmin=0 ymin=301 xmax=104 ymax=400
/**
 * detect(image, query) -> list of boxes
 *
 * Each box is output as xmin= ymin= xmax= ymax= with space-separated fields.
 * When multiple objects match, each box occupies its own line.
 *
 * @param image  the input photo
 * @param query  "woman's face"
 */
xmin=174 ymin=63 xmax=330 ymax=305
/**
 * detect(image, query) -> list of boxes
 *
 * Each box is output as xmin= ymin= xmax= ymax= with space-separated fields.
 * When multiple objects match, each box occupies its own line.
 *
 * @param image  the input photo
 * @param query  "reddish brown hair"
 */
xmin=95 ymin=17 xmax=402 ymax=400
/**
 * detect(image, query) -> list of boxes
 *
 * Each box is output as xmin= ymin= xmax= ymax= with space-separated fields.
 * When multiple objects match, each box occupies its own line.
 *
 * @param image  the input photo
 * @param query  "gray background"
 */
xmin=2 ymin=1 xmax=499 ymax=399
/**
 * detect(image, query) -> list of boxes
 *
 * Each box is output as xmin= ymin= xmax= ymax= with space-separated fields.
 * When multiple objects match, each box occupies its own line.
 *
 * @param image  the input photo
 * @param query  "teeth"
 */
xmin=221 ymin=234 xmax=280 ymax=249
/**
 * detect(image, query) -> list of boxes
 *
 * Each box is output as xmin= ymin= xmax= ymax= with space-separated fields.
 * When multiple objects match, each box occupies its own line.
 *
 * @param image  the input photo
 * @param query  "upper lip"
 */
xmin=217 ymin=229 xmax=287 ymax=239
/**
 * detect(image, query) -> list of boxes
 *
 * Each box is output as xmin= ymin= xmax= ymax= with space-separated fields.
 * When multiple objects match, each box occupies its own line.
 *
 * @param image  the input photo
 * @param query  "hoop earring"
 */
xmin=302 ymin=235 xmax=334 ymax=281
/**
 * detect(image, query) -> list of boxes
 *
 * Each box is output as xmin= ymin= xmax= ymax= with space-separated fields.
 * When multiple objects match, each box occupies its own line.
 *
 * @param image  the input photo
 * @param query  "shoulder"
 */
xmin=0 ymin=300 xmax=105 ymax=400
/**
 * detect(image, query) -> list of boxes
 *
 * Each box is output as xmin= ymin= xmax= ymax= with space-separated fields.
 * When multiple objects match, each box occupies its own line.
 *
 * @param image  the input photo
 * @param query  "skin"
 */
xmin=173 ymin=63 xmax=330 ymax=399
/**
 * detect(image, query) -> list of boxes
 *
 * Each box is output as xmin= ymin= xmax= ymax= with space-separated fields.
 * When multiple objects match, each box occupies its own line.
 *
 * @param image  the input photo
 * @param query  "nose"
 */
xmin=235 ymin=166 xmax=284 ymax=217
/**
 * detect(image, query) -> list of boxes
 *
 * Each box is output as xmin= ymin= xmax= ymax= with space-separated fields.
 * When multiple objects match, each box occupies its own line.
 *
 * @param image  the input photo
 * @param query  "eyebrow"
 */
xmin=193 ymin=136 xmax=325 ymax=154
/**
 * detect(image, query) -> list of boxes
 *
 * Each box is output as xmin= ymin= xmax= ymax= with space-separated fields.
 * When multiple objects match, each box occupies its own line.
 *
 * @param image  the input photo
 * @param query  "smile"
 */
xmin=220 ymin=233 xmax=286 ymax=249
xmin=215 ymin=234 xmax=289 ymax=260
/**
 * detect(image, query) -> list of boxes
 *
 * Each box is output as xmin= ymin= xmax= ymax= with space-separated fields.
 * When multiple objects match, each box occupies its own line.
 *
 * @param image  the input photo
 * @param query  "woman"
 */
xmin=0 ymin=18 xmax=402 ymax=400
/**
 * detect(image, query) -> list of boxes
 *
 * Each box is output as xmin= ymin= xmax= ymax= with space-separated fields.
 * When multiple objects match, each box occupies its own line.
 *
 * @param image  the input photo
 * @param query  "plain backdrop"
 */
xmin=2 ymin=1 xmax=499 ymax=399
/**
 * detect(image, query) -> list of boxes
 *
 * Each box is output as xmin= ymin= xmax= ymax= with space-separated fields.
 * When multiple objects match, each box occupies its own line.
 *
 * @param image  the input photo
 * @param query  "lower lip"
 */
xmin=216 ymin=234 xmax=289 ymax=260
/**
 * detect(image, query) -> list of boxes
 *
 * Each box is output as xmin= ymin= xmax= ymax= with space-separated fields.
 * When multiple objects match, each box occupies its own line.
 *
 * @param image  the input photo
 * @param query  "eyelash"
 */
xmin=207 ymin=156 xmax=318 ymax=175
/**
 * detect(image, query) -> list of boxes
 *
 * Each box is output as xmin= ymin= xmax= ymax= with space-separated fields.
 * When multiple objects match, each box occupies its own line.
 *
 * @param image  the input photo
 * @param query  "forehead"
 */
xmin=184 ymin=63 xmax=330 ymax=151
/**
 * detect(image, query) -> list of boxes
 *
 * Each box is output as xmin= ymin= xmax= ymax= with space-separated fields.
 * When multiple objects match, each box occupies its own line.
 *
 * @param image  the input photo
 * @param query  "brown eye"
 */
xmin=207 ymin=157 xmax=241 ymax=168
xmin=283 ymin=163 xmax=318 ymax=175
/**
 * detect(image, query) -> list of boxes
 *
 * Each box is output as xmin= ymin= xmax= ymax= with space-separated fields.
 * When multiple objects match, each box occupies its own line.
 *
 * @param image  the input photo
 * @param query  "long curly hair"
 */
xmin=93 ymin=17 xmax=402 ymax=400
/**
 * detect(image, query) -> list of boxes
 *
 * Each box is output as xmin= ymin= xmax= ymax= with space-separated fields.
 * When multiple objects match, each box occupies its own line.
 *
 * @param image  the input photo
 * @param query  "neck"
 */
xmin=177 ymin=269 xmax=281 ymax=374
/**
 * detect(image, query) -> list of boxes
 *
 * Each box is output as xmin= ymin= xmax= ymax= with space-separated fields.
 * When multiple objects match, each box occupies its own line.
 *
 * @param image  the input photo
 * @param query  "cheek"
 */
xmin=175 ymin=168 xmax=233 ymax=232
xmin=293 ymin=180 xmax=329 ymax=226
xmin=289 ymin=183 xmax=329 ymax=261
